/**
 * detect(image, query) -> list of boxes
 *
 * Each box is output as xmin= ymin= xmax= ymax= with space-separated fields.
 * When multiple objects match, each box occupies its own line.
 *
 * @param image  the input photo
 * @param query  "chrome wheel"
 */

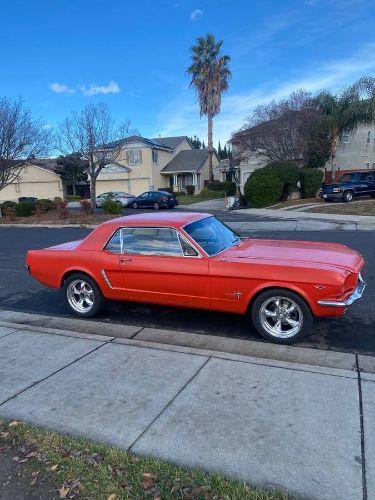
xmin=67 ymin=279 xmax=94 ymax=313
xmin=259 ymin=296 xmax=303 ymax=339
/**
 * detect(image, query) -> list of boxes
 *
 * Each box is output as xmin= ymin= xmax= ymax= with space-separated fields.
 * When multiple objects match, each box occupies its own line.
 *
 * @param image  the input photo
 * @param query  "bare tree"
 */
xmin=58 ymin=103 xmax=133 ymax=211
xmin=231 ymin=90 xmax=325 ymax=167
xmin=0 ymin=97 xmax=51 ymax=192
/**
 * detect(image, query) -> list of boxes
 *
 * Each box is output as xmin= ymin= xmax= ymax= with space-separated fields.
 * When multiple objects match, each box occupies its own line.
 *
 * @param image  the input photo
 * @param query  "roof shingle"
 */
xmin=161 ymin=149 xmax=209 ymax=173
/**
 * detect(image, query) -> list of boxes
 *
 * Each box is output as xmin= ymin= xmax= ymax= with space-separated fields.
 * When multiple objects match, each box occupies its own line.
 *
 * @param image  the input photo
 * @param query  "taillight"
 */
xmin=343 ymin=273 xmax=357 ymax=292
xmin=161 ymin=196 xmax=167 ymax=201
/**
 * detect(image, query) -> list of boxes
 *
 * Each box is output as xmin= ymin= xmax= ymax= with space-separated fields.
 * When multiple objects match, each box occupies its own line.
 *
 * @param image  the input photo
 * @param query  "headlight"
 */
xmin=332 ymin=187 xmax=341 ymax=193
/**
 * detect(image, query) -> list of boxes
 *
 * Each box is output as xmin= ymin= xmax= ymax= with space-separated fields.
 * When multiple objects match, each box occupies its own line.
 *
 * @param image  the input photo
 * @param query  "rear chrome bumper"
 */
xmin=318 ymin=273 xmax=366 ymax=307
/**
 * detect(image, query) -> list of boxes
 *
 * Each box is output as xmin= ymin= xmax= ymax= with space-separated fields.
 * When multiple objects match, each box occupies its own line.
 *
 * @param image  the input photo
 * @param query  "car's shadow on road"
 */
xmin=1 ymin=288 xmax=375 ymax=356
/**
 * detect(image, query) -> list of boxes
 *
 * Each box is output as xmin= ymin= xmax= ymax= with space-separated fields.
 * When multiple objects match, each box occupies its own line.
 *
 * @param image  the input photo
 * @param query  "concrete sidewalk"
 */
xmin=0 ymin=321 xmax=373 ymax=499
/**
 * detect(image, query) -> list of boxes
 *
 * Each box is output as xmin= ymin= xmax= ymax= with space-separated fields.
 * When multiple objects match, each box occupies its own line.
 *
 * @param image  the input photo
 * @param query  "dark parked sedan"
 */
xmin=131 ymin=191 xmax=178 ymax=210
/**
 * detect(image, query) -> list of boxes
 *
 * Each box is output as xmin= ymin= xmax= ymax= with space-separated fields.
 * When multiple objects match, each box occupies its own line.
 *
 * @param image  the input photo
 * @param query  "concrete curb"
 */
xmin=0 ymin=309 xmax=373 ymax=374
xmin=236 ymin=207 xmax=375 ymax=223
xmin=0 ymin=223 xmax=98 ymax=229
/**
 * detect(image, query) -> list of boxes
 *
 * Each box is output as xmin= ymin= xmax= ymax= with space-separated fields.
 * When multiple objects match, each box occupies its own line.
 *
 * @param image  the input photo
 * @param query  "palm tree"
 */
xmin=187 ymin=33 xmax=231 ymax=181
xmin=317 ymin=80 xmax=374 ymax=179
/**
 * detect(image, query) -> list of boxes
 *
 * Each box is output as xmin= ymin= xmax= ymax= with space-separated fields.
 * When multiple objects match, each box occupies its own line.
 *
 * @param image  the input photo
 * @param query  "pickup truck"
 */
xmin=321 ymin=171 xmax=375 ymax=202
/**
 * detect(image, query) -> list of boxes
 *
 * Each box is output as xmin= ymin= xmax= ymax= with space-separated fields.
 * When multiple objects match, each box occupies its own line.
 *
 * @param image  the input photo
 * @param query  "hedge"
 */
xmin=300 ymin=169 xmax=324 ymax=198
xmin=185 ymin=184 xmax=195 ymax=195
xmin=244 ymin=170 xmax=283 ymax=208
xmin=14 ymin=201 xmax=36 ymax=217
xmin=102 ymin=198 xmax=123 ymax=215
xmin=199 ymin=188 xmax=226 ymax=199
xmin=36 ymin=199 xmax=55 ymax=212
xmin=206 ymin=181 xmax=236 ymax=195
xmin=266 ymin=161 xmax=300 ymax=200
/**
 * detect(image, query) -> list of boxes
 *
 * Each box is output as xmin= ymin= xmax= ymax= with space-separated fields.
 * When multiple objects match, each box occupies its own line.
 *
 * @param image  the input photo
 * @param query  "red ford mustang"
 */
xmin=26 ymin=212 xmax=366 ymax=344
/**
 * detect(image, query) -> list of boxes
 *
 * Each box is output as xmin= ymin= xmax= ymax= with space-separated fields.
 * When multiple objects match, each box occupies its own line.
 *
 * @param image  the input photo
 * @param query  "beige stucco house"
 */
xmin=0 ymin=159 xmax=64 ymax=203
xmin=325 ymin=124 xmax=375 ymax=182
xmin=97 ymin=135 xmax=219 ymax=195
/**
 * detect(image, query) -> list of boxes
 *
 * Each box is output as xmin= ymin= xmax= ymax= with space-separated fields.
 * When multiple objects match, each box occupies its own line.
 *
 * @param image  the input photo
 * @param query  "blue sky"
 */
xmin=1 ymin=0 xmax=375 ymax=145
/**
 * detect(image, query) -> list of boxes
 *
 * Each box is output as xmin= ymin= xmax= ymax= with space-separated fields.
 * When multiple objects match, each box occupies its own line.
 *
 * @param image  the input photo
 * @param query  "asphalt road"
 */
xmin=0 ymin=225 xmax=374 ymax=355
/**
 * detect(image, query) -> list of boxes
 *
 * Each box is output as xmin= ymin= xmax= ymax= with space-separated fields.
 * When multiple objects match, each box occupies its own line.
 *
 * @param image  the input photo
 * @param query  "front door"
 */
xmin=119 ymin=226 xmax=210 ymax=308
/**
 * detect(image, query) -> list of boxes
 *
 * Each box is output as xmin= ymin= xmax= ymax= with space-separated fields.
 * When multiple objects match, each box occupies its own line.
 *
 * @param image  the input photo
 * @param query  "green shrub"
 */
xmin=199 ymin=188 xmax=226 ymax=199
xmin=266 ymin=161 xmax=300 ymax=200
xmin=300 ymin=168 xmax=324 ymax=198
xmin=185 ymin=184 xmax=195 ymax=196
xmin=0 ymin=201 xmax=17 ymax=209
xmin=207 ymin=181 xmax=236 ymax=195
xmin=14 ymin=201 xmax=36 ymax=217
xmin=102 ymin=198 xmax=123 ymax=215
xmin=244 ymin=170 xmax=283 ymax=208
xmin=36 ymin=199 xmax=54 ymax=212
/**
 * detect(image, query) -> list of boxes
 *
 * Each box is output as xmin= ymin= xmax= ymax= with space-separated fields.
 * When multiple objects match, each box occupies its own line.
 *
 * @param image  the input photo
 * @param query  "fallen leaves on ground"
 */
xmin=59 ymin=479 xmax=81 ymax=499
xmin=142 ymin=472 xmax=156 ymax=490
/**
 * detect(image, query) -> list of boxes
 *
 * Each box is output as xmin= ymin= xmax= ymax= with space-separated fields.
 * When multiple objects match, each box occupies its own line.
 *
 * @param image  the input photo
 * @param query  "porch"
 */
xmin=167 ymin=172 xmax=200 ymax=193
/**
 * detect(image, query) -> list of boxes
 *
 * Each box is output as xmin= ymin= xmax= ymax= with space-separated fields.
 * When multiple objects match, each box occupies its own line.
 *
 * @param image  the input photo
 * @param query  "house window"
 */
xmin=152 ymin=149 xmax=158 ymax=163
xmin=366 ymin=162 xmax=370 ymax=169
xmin=372 ymin=162 xmax=375 ymax=169
xmin=342 ymin=132 xmax=349 ymax=144
xmin=126 ymin=149 xmax=141 ymax=165
xmin=367 ymin=131 xmax=371 ymax=144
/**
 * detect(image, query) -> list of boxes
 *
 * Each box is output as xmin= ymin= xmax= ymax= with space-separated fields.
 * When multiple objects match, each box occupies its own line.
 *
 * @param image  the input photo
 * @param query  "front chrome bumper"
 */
xmin=318 ymin=273 xmax=366 ymax=307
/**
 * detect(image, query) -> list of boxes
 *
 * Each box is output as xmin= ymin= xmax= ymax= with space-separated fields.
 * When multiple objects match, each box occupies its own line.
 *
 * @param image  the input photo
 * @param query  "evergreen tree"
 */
xmin=189 ymin=135 xmax=202 ymax=149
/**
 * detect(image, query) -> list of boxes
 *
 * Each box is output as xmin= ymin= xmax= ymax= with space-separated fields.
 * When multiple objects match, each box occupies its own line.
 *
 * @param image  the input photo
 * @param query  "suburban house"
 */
xmin=229 ymin=128 xmax=268 ymax=192
xmin=230 ymin=123 xmax=375 ymax=189
xmin=325 ymin=124 xmax=375 ymax=182
xmin=0 ymin=135 xmax=219 ymax=202
xmin=0 ymin=159 xmax=64 ymax=203
xmin=97 ymin=135 xmax=219 ymax=196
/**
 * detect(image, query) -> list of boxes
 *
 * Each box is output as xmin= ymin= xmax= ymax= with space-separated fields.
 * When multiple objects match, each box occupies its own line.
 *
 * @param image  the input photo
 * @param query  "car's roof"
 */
xmin=103 ymin=211 xmax=210 ymax=228
xmin=79 ymin=212 xmax=211 ymax=250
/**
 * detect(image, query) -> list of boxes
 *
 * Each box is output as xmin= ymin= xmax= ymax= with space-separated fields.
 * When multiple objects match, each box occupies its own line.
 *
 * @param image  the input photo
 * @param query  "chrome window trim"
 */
xmin=103 ymin=225 xmax=204 ymax=258
xmin=182 ymin=215 xmax=239 ymax=257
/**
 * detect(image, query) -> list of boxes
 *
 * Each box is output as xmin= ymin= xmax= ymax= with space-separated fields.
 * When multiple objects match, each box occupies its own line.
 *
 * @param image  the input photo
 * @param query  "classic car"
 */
xmin=131 ymin=191 xmax=178 ymax=210
xmin=321 ymin=171 xmax=375 ymax=202
xmin=26 ymin=212 xmax=366 ymax=344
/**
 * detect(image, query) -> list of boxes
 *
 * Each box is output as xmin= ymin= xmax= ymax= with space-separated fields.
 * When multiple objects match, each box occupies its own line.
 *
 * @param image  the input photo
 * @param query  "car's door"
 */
xmin=355 ymin=173 xmax=372 ymax=195
xmin=136 ymin=192 xmax=150 ymax=207
xmin=119 ymin=226 xmax=210 ymax=308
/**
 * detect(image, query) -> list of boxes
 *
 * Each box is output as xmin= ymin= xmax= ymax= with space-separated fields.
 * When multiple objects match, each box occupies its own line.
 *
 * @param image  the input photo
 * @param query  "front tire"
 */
xmin=132 ymin=202 xmax=138 ymax=209
xmin=153 ymin=202 xmax=160 ymax=210
xmin=251 ymin=288 xmax=313 ymax=344
xmin=63 ymin=273 xmax=104 ymax=318
xmin=343 ymin=190 xmax=353 ymax=202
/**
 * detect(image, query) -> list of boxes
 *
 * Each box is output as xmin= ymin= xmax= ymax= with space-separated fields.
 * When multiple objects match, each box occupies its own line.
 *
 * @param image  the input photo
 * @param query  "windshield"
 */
xmin=184 ymin=216 xmax=240 ymax=256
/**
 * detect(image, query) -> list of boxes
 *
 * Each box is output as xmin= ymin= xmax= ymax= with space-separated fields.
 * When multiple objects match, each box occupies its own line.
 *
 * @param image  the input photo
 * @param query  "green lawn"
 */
xmin=0 ymin=418 xmax=290 ymax=499
xmin=177 ymin=194 xmax=224 ymax=205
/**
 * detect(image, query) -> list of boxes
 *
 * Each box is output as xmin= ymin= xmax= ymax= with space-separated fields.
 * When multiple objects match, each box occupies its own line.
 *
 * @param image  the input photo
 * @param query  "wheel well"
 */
xmin=61 ymin=270 xmax=95 ymax=288
xmin=246 ymin=286 xmax=312 ymax=315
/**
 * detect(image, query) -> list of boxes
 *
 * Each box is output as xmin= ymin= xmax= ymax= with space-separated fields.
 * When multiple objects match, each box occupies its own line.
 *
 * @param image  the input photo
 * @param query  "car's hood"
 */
xmin=219 ymin=239 xmax=364 ymax=273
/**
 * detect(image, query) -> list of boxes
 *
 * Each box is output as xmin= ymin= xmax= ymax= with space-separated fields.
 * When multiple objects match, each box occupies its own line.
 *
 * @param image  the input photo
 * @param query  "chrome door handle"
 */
xmin=120 ymin=258 xmax=132 ymax=264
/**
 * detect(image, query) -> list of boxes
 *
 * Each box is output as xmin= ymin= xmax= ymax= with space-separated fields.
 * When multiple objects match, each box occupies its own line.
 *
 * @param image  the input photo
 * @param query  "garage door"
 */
xmin=96 ymin=180 xmax=131 ymax=196
xmin=130 ymin=179 xmax=151 ymax=196
xmin=19 ymin=182 xmax=62 ymax=200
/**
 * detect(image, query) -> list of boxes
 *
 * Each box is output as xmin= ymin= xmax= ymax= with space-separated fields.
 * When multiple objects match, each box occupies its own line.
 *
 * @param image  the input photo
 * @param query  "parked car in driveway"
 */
xmin=96 ymin=191 xmax=136 ymax=208
xmin=131 ymin=191 xmax=178 ymax=210
xmin=26 ymin=212 xmax=366 ymax=344
xmin=321 ymin=171 xmax=375 ymax=202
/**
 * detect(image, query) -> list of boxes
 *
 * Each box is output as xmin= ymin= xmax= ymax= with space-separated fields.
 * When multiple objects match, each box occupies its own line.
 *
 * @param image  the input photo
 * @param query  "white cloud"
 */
xmin=80 ymin=81 xmax=121 ymax=96
xmin=190 ymin=9 xmax=203 ymax=21
xmin=50 ymin=83 xmax=75 ymax=94
xmin=154 ymin=43 xmax=375 ymax=145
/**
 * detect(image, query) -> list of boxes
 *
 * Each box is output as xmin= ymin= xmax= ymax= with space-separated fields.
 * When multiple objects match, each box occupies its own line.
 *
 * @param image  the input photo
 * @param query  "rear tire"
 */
xmin=251 ymin=288 xmax=313 ymax=344
xmin=63 ymin=273 xmax=104 ymax=318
